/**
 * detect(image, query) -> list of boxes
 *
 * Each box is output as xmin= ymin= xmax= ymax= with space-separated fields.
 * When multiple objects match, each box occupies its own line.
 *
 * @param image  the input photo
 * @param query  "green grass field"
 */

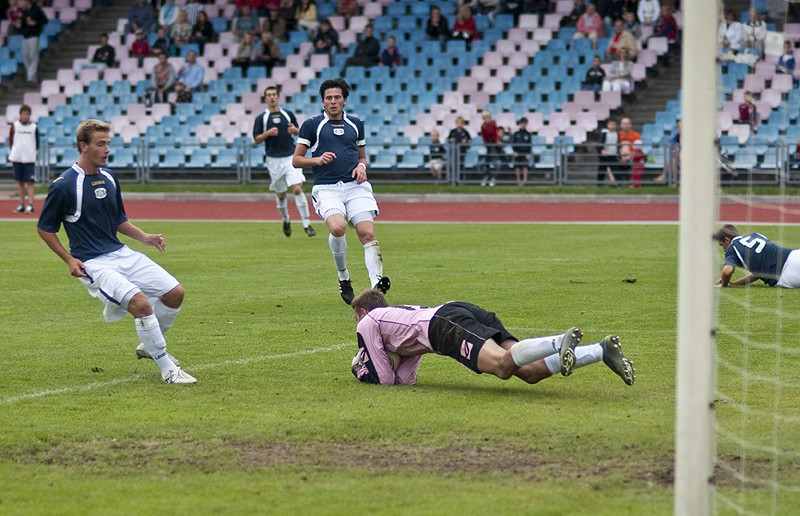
xmin=1 ymin=220 xmax=798 ymax=515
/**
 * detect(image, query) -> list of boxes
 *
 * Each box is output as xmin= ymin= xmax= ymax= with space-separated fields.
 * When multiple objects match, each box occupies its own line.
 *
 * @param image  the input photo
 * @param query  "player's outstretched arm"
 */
xmin=730 ymin=273 xmax=760 ymax=286
xmin=118 ymin=221 xmax=166 ymax=252
xmin=718 ymin=264 xmax=736 ymax=287
xmin=37 ymin=228 xmax=85 ymax=277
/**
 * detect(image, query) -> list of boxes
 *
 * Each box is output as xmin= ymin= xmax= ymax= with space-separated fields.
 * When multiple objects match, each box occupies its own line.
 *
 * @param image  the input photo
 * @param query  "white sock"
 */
xmin=276 ymin=196 xmax=289 ymax=222
xmin=544 ymin=354 xmax=561 ymax=375
xmin=294 ymin=193 xmax=311 ymax=226
xmin=363 ymin=240 xmax=383 ymax=288
xmin=135 ymin=314 xmax=177 ymax=375
xmin=329 ymin=234 xmax=349 ymax=281
xmin=154 ymin=299 xmax=180 ymax=335
xmin=574 ymin=343 xmax=604 ymax=369
xmin=510 ymin=335 xmax=562 ymax=367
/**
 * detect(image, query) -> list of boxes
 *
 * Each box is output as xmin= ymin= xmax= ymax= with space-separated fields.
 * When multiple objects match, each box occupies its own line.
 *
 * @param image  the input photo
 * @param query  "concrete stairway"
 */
xmin=621 ymin=50 xmax=682 ymax=132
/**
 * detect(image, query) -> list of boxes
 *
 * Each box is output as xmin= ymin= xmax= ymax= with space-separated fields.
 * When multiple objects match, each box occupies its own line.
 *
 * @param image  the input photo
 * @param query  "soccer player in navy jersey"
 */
xmin=37 ymin=120 xmax=196 ymax=384
xmin=252 ymin=85 xmax=316 ymax=238
xmin=715 ymin=224 xmax=800 ymax=288
xmin=349 ymin=289 xmax=635 ymax=387
xmin=292 ymin=78 xmax=390 ymax=305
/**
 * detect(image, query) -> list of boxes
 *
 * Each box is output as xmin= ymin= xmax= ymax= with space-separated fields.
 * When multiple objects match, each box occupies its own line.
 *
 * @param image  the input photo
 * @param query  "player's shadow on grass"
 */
xmin=411 ymin=380 xmax=574 ymax=399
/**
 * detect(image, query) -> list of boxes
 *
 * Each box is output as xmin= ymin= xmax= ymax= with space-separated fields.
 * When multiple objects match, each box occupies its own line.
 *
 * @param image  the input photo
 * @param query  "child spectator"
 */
xmin=583 ymin=55 xmax=605 ymax=92
xmin=428 ymin=129 xmax=446 ymax=180
xmin=379 ymin=35 xmax=400 ymax=77
xmin=738 ymin=91 xmax=758 ymax=128
xmin=151 ymin=26 xmax=171 ymax=57
xmin=627 ymin=140 xmax=646 ymax=188
xmin=512 ymin=117 xmax=532 ymax=187
xmin=621 ymin=9 xmax=640 ymax=38
xmin=131 ymin=29 xmax=150 ymax=65
xmin=480 ymin=110 xmax=499 ymax=187
xmin=170 ymin=81 xmax=192 ymax=112
xmin=777 ymin=40 xmax=795 ymax=75
xmin=8 ymin=104 xmax=38 ymax=214
xmin=447 ymin=115 xmax=471 ymax=164
xmin=90 ymin=33 xmax=116 ymax=71
xmin=598 ymin=118 xmax=619 ymax=184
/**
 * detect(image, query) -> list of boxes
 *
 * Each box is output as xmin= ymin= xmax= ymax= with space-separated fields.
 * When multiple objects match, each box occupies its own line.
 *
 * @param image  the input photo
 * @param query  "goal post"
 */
xmin=674 ymin=0 xmax=720 ymax=514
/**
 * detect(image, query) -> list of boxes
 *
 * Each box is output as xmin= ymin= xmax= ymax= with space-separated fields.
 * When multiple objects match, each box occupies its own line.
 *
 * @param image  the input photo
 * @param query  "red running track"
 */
xmin=4 ymin=200 xmax=800 ymax=223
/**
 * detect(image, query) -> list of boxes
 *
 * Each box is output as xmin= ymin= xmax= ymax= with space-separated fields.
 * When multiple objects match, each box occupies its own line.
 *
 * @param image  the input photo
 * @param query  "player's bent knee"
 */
xmin=162 ymin=284 xmax=185 ymax=307
xmin=127 ymin=292 xmax=154 ymax=317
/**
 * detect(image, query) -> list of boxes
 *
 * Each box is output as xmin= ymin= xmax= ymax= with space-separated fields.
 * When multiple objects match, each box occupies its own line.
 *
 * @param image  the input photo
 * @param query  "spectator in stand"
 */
xmin=602 ymin=47 xmax=633 ymax=93
xmin=89 ymin=32 xmax=116 ymax=71
xmin=618 ymin=117 xmax=640 ymax=146
xmin=719 ymin=9 xmax=744 ymax=53
xmin=512 ymin=117 xmax=532 ymax=187
xmin=622 ymin=140 xmax=646 ymax=188
xmin=151 ymin=26 xmax=171 ymax=57
xmin=262 ymin=0 xmax=281 ymax=17
xmin=336 ymin=0 xmax=358 ymax=23
xmin=480 ymin=110 xmax=499 ymax=187
xmin=296 ymin=0 xmax=318 ymax=33
xmin=560 ymin=0 xmax=585 ymax=28
xmin=447 ymin=115 xmax=471 ymax=165
xmin=190 ymin=10 xmax=215 ymax=54
xmin=637 ymin=0 xmax=660 ymax=27
xmin=178 ymin=49 xmax=204 ymax=92
xmin=606 ymin=18 xmax=637 ymax=60
xmin=452 ymin=5 xmax=479 ymax=47
xmin=661 ymin=119 xmax=680 ymax=184
xmin=255 ymin=31 xmax=281 ymax=73
xmin=597 ymin=0 xmax=624 ymax=33
xmin=20 ymin=0 xmax=47 ymax=84
xmin=379 ymin=35 xmax=400 ymax=77
xmin=496 ymin=126 xmax=512 ymax=179
xmin=652 ymin=5 xmax=679 ymax=44
xmin=131 ymin=29 xmax=150 ymax=65
xmin=598 ymin=118 xmax=619 ymax=184
xmin=236 ymin=0 xmax=268 ymax=17
xmin=742 ymin=7 xmax=766 ymax=53
xmin=262 ymin=8 xmax=287 ymax=41
xmin=313 ymin=18 xmax=339 ymax=57
xmin=621 ymin=9 xmax=640 ymax=38
xmin=7 ymin=0 xmax=23 ymax=35
xmin=426 ymin=6 xmax=449 ymax=52
xmin=584 ymin=54 xmax=606 ymax=92
xmin=428 ymin=129 xmax=446 ymax=180
xmin=278 ymin=0 xmax=297 ymax=31
xmin=147 ymin=53 xmax=176 ymax=104
xmin=169 ymin=9 xmax=192 ymax=53
xmin=171 ymin=81 xmax=192 ymax=111
xmin=342 ymin=23 xmax=380 ymax=74
xmin=8 ymin=104 xmax=38 ymax=214
xmin=234 ymin=3 xmax=260 ymax=41
xmin=573 ymin=3 xmax=604 ymax=50
xmin=232 ymin=31 xmax=258 ymax=72
xmin=129 ymin=0 xmax=156 ymax=35
xmin=777 ymin=40 xmax=795 ymax=75
xmin=738 ymin=91 xmax=758 ymax=129
xmin=183 ymin=0 xmax=203 ymax=25
xmin=159 ymin=0 xmax=179 ymax=29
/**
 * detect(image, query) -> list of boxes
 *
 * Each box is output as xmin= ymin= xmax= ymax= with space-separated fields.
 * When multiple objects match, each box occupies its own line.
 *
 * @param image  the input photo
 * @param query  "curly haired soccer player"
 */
xmin=349 ymin=289 xmax=635 ymax=387
xmin=292 ymin=78 xmax=390 ymax=305
xmin=37 ymin=120 xmax=196 ymax=384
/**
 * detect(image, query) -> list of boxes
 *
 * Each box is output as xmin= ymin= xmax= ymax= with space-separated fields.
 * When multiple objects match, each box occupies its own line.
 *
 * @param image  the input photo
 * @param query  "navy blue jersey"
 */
xmin=725 ymin=232 xmax=793 ymax=286
xmin=37 ymin=165 xmax=127 ymax=261
xmin=252 ymin=107 xmax=298 ymax=157
xmin=297 ymin=111 xmax=365 ymax=185
xmin=511 ymin=129 xmax=532 ymax=154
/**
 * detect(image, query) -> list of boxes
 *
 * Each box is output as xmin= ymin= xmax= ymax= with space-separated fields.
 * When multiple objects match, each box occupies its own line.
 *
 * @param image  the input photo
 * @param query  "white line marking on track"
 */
xmin=0 ymin=343 xmax=351 ymax=406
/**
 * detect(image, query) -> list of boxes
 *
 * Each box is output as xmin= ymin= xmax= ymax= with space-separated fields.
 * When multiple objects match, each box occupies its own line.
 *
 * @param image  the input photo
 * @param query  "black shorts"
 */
xmin=428 ymin=302 xmax=517 ymax=373
xmin=13 ymin=162 xmax=35 ymax=182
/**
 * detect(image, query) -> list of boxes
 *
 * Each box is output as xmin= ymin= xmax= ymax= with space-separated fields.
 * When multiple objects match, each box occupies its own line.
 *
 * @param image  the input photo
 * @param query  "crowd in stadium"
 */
xmin=2 ymin=0 xmax=800 ymax=186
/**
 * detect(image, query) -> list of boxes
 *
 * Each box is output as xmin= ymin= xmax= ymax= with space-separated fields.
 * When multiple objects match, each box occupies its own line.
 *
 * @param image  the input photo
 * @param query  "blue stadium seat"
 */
xmin=734 ymin=149 xmax=758 ymax=169
xmin=109 ymin=148 xmax=136 ymax=167
xmin=719 ymin=135 xmax=739 ymax=156
xmin=180 ymin=44 xmax=200 ymax=57
xmin=211 ymin=17 xmax=228 ymax=33
xmin=185 ymin=148 xmax=212 ymax=168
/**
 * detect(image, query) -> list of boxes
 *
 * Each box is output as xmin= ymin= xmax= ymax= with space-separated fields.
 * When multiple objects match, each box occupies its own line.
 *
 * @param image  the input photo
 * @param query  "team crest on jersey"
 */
xmin=333 ymin=128 xmax=345 ymax=136
xmin=94 ymin=187 xmax=107 ymax=199
xmin=272 ymin=117 xmax=281 ymax=124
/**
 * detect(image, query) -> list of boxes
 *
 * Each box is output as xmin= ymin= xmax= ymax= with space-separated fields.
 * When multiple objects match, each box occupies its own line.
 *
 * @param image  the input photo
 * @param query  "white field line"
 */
xmin=1 ymin=342 xmax=351 ymax=406
xmin=0 ymin=218 xmax=683 ymax=224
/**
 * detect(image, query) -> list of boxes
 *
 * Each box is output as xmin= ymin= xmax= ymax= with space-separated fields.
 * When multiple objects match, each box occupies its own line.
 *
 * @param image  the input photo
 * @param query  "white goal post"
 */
xmin=674 ymin=0 xmax=719 ymax=514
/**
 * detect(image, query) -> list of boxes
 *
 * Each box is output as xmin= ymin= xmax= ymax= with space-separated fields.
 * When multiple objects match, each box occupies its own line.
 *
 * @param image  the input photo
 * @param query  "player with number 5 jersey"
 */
xmin=714 ymin=224 xmax=800 ymax=287
xmin=292 ymin=77 xmax=390 ymax=306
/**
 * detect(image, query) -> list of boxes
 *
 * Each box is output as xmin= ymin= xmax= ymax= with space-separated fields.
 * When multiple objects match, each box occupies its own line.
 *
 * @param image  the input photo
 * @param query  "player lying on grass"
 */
xmin=714 ymin=224 xmax=800 ymax=288
xmin=37 ymin=119 xmax=196 ymax=385
xmin=349 ymin=289 xmax=635 ymax=386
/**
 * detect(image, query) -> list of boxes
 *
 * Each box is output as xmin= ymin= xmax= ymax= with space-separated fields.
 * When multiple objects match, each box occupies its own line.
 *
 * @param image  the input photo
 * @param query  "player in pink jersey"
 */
xmin=350 ymin=290 xmax=635 ymax=387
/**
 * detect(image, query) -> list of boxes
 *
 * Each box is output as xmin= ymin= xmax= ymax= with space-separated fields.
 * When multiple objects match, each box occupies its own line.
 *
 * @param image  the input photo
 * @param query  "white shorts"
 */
xmin=311 ymin=181 xmax=379 ymax=222
xmin=777 ymin=249 xmax=800 ymax=288
xmin=266 ymin=155 xmax=305 ymax=193
xmin=78 ymin=245 xmax=180 ymax=322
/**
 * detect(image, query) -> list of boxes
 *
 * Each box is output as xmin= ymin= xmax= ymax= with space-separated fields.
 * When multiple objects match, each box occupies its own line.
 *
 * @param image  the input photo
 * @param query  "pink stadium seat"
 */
xmin=532 ymin=28 xmax=552 ymax=45
xmin=575 ymin=112 xmax=598 ymax=132
xmin=469 ymin=91 xmax=490 ymax=107
xmin=110 ymin=115 xmax=129 ymax=129
xmin=285 ymin=54 xmax=304 ymax=70
xmin=126 ymin=104 xmax=146 ymax=119
xmin=754 ymin=61 xmax=774 ymax=77
xmin=59 ymin=7 xmax=78 ymax=24
xmin=508 ymin=52 xmax=529 ymax=68
xmin=525 ymin=112 xmax=544 ymax=132
xmin=328 ymin=16 xmax=345 ymax=32
xmin=42 ymin=6 xmax=55 ymax=19
xmin=133 ymin=115 xmax=154 ymax=132
xmin=127 ymin=69 xmax=146 ymax=83
xmin=204 ymin=68 xmax=219 ymax=82
xmin=141 ymin=56 xmax=158 ymax=71
xmin=673 ymin=10 xmax=682 ymax=28
xmin=103 ymin=68 xmax=123 ymax=84
xmin=742 ymin=74 xmax=765 ymax=93
xmin=298 ymin=42 xmax=313 ymax=58
xmin=543 ymin=14 xmax=561 ymax=31
xmin=362 ymin=2 xmax=382 ymax=18
xmin=590 ymin=103 xmax=610 ymax=121
xmin=754 ymin=102 xmax=772 ymax=121
xmin=168 ymin=57 xmax=184 ymax=70
xmin=471 ymin=65 xmax=491 ymax=81
xmin=63 ymin=82 xmax=83 ymax=96
xmin=222 ymin=4 xmax=237 ymax=18
xmin=119 ymin=125 xmax=139 ymax=144
xmin=309 ymin=53 xmax=329 ymax=72
xmin=538 ymin=125 xmax=560 ymax=144
xmin=151 ymin=104 xmax=171 ymax=122
xmin=403 ymin=125 xmax=425 ymax=144
xmin=730 ymin=89 xmax=745 ymax=104
xmin=506 ymin=28 xmax=528 ymax=43
xmin=495 ymin=40 xmax=516 ymax=56
xmin=442 ymin=91 xmax=463 ymax=107
xmin=518 ymin=14 xmax=539 ymax=29
xmin=555 ymin=0 xmax=572 ymax=15
xmin=648 ymin=37 xmax=668 ymax=55
xmin=496 ymin=65 xmax=517 ymax=82
xmin=5 ymin=104 xmax=21 ymax=123
xmin=56 ymin=69 xmax=74 ymax=86
xmin=226 ymin=104 xmax=246 ymax=119
xmin=203 ymin=4 xmax=222 ymax=18
xmin=40 ymin=79 xmax=60 ymax=96
xmin=416 ymin=113 xmax=438 ymax=133
xmin=296 ymin=68 xmax=315 ymax=82
xmin=79 ymin=68 xmax=100 ymax=86
xmin=760 ymin=89 xmax=782 ymax=109
xmin=46 ymin=93 xmax=67 ymax=107
xmin=428 ymin=105 xmax=448 ymax=120
xmin=728 ymin=124 xmax=751 ymax=145
xmin=118 ymin=57 xmax=139 ymax=75
xmin=722 ymin=100 xmax=740 ymax=118
xmin=85 ymin=44 xmax=99 ymax=60
xmin=717 ymin=112 xmax=732 ymax=133
xmin=204 ymin=43 xmax=223 ymax=60
xmin=218 ymin=31 xmax=236 ymax=46
xmin=565 ymin=126 xmax=587 ymax=144
xmin=631 ymin=63 xmax=646 ymax=82
xmin=339 ymin=30 xmax=357 ymax=48
xmin=785 ymin=23 xmax=800 ymax=39
xmin=74 ymin=0 xmax=92 ymax=12
xmin=195 ymin=125 xmax=215 ymax=143
xmin=599 ymin=90 xmax=621 ymax=108
xmin=483 ymin=77 xmax=504 ymax=95
xmin=771 ymin=73 xmax=793 ymax=93
xmin=636 ymin=49 xmax=657 ymax=68
xmin=548 ymin=112 xmax=571 ymax=132
xmin=496 ymin=113 xmax=516 ymax=128
xmin=573 ymin=90 xmax=595 ymax=108
xmin=210 ymin=114 xmax=228 ymax=132
xmin=349 ymin=16 xmax=368 ymax=32
xmin=457 ymin=76 xmax=479 ymax=94
xmin=115 ymin=19 xmax=128 ymax=33
xmin=23 ymin=92 xmax=43 ymax=106
xmin=561 ymin=102 xmax=583 ymax=120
